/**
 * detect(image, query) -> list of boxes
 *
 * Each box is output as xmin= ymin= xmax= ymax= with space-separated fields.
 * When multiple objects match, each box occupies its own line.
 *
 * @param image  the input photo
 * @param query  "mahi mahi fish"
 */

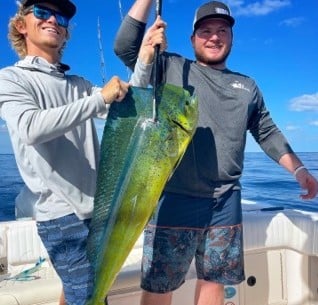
xmin=86 ymin=83 xmax=198 ymax=305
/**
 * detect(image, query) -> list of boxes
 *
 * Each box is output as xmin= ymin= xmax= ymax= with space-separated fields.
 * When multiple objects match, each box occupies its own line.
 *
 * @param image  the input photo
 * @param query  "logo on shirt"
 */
xmin=230 ymin=81 xmax=250 ymax=92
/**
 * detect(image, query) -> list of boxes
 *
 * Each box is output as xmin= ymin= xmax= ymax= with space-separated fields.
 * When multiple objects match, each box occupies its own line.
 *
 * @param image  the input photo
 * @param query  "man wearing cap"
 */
xmin=114 ymin=1 xmax=318 ymax=305
xmin=0 ymin=1 xmax=131 ymax=304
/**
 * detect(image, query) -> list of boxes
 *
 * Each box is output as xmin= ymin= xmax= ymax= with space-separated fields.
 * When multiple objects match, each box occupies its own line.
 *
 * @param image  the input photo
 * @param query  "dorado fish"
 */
xmin=86 ymin=83 xmax=198 ymax=305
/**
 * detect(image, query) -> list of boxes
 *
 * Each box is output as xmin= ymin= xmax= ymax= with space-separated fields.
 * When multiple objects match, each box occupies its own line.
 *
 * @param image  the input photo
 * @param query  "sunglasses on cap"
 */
xmin=24 ymin=4 xmax=70 ymax=28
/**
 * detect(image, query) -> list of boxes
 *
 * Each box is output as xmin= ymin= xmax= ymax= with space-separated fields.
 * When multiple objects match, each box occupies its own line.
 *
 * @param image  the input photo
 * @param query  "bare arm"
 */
xmin=128 ymin=0 xmax=154 ymax=22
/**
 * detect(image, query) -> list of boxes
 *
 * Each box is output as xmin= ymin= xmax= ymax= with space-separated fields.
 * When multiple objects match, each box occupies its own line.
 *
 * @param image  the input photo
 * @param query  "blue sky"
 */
xmin=1 ymin=0 xmax=318 ymax=153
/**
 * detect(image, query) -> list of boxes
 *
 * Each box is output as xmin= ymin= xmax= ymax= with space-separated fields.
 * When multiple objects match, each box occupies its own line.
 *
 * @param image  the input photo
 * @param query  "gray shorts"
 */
xmin=141 ymin=190 xmax=245 ymax=293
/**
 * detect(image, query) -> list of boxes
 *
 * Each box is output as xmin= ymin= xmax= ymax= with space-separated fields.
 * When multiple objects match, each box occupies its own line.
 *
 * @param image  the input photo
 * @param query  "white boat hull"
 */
xmin=1 ymin=201 xmax=318 ymax=305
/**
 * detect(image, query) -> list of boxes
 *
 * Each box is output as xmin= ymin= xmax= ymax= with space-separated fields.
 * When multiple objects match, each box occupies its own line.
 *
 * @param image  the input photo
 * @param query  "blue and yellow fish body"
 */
xmin=86 ymin=84 xmax=198 ymax=305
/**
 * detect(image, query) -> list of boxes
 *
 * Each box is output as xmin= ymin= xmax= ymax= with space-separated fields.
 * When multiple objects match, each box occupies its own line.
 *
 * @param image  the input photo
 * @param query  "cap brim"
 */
xmin=194 ymin=14 xmax=235 ymax=31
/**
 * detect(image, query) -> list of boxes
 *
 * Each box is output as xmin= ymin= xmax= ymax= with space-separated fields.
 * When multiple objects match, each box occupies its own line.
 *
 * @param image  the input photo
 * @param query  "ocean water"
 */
xmin=0 ymin=154 xmax=24 ymax=221
xmin=0 ymin=152 xmax=318 ymax=221
xmin=241 ymin=152 xmax=318 ymax=212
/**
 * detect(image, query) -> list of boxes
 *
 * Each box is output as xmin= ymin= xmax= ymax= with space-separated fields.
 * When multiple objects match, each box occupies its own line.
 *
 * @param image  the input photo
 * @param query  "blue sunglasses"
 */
xmin=25 ymin=4 xmax=69 ymax=28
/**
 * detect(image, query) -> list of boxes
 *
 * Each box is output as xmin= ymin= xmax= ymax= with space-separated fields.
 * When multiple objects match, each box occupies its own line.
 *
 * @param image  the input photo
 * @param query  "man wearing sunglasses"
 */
xmin=0 ymin=0 xmax=130 ymax=304
xmin=24 ymin=3 xmax=71 ymax=28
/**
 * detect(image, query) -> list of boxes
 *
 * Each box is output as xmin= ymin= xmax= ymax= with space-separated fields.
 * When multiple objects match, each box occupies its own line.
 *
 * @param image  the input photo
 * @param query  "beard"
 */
xmin=195 ymin=46 xmax=232 ymax=67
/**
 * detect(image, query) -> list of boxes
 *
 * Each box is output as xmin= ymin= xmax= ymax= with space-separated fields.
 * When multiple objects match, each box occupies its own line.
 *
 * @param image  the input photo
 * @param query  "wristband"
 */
xmin=293 ymin=165 xmax=307 ymax=177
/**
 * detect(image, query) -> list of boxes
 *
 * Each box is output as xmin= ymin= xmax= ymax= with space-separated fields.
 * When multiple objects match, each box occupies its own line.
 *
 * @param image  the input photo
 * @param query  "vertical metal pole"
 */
xmin=152 ymin=0 xmax=162 ymax=121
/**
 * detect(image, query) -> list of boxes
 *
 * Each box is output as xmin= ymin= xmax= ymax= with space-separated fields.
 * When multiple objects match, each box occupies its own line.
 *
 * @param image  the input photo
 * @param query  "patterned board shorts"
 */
xmin=36 ymin=214 xmax=94 ymax=305
xmin=141 ymin=190 xmax=245 ymax=293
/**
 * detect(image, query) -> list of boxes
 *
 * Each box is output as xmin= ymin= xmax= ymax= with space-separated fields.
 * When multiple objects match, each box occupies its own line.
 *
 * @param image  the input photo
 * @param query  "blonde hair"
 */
xmin=8 ymin=5 xmax=70 ymax=59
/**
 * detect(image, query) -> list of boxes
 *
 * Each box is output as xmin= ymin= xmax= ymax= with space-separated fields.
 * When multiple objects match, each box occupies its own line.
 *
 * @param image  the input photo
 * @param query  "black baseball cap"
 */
xmin=21 ymin=0 xmax=76 ymax=18
xmin=193 ymin=1 xmax=235 ymax=31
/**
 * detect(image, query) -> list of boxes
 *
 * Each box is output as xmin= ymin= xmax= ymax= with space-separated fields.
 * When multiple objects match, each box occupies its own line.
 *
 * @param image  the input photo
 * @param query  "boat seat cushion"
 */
xmin=0 ymin=221 xmax=61 ymax=305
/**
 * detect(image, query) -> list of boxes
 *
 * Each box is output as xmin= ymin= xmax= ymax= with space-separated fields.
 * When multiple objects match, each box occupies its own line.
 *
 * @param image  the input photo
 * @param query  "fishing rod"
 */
xmin=152 ymin=0 xmax=162 ymax=122
xmin=97 ymin=17 xmax=106 ymax=85
xmin=118 ymin=0 xmax=124 ymax=21
xmin=97 ymin=1 xmax=130 ymax=85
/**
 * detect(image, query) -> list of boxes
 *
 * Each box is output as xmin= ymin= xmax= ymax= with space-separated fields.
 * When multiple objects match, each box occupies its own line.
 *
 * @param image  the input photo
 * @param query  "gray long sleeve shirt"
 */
xmin=0 ymin=56 xmax=107 ymax=221
xmin=115 ymin=16 xmax=294 ymax=198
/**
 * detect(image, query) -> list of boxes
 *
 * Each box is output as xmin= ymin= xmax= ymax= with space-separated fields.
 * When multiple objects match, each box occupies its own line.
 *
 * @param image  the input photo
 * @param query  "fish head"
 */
xmin=158 ymin=83 xmax=198 ymax=136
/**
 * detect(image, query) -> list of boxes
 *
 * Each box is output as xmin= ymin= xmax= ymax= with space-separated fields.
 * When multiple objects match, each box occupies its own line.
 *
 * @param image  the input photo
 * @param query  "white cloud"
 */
xmin=280 ymin=17 xmax=305 ymax=27
xmin=286 ymin=125 xmax=300 ymax=131
xmin=289 ymin=93 xmax=318 ymax=112
xmin=310 ymin=121 xmax=318 ymax=127
xmin=228 ymin=0 xmax=291 ymax=16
